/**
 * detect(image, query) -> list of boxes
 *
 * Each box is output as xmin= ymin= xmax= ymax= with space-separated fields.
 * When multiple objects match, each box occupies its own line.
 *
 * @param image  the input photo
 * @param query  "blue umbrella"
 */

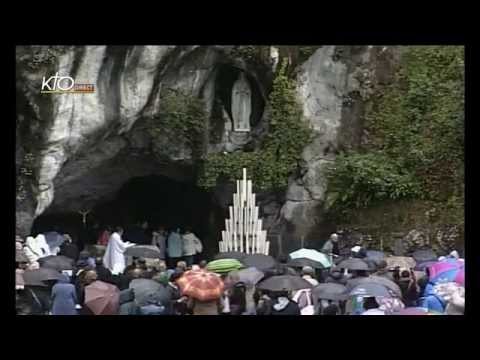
xmin=44 ymin=231 xmax=65 ymax=252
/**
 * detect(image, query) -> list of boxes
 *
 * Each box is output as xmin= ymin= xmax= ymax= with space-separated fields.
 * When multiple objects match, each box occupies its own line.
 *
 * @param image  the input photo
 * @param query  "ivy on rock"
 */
xmin=198 ymin=60 xmax=312 ymax=191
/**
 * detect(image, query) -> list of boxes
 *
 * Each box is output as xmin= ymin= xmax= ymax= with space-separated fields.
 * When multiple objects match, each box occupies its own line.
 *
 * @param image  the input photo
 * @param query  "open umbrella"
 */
xmin=415 ymin=261 xmax=437 ymax=271
xmin=206 ymin=259 xmax=244 ymax=274
xmin=428 ymin=259 xmax=463 ymax=279
xmin=311 ymin=283 xmax=348 ymax=301
xmin=385 ymin=256 xmax=416 ymax=270
xmin=125 ymin=245 xmax=162 ymax=259
xmin=227 ymin=267 xmax=265 ymax=287
xmin=289 ymin=248 xmax=332 ymax=268
xmin=214 ymin=252 xmax=246 ymax=261
xmin=412 ymin=249 xmax=437 ymax=263
xmin=349 ymin=283 xmax=393 ymax=298
xmin=44 ymin=232 xmax=66 ymax=252
xmin=256 ymin=275 xmax=313 ymax=292
xmin=22 ymin=268 xmax=62 ymax=286
xmin=287 ymin=257 xmax=326 ymax=269
xmin=365 ymin=250 xmax=385 ymax=264
xmin=242 ymin=254 xmax=276 ymax=271
xmin=39 ymin=255 xmax=74 ymax=271
xmin=84 ymin=280 xmax=120 ymax=315
xmin=356 ymin=276 xmax=402 ymax=297
xmin=338 ymin=258 xmax=369 ymax=271
xmin=129 ymin=278 xmax=170 ymax=306
xmin=176 ymin=270 xmax=224 ymax=302
xmin=430 ymin=264 xmax=464 ymax=286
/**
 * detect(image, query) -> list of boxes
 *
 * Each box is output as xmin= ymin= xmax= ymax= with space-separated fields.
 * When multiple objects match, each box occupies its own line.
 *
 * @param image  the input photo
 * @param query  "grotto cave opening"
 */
xmin=31 ymin=174 xmax=226 ymax=260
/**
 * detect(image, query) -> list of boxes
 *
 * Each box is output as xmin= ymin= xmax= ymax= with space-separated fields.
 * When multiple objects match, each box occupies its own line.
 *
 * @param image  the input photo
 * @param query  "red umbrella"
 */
xmin=176 ymin=270 xmax=224 ymax=302
xmin=84 ymin=281 xmax=120 ymax=315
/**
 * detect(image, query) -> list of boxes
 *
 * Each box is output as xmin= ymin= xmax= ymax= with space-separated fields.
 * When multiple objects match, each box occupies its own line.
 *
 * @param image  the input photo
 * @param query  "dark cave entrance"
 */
xmin=32 ymin=174 xmax=226 ymax=260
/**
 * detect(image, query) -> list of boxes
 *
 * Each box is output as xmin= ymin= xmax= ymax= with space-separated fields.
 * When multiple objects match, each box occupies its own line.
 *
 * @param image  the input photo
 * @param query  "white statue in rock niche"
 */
xmin=231 ymin=72 xmax=251 ymax=132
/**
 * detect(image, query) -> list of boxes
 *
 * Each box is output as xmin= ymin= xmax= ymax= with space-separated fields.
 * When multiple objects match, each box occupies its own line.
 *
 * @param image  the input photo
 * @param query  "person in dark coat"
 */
xmin=94 ymin=257 xmax=114 ymax=284
xmin=270 ymin=291 xmax=301 ymax=315
xmin=229 ymin=282 xmax=247 ymax=315
xmin=59 ymin=234 xmax=79 ymax=261
xmin=51 ymin=274 xmax=78 ymax=315
xmin=325 ymin=268 xmax=348 ymax=285
xmin=394 ymin=269 xmax=419 ymax=307
xmin=373 ymin=260 xmax=395 ymax=281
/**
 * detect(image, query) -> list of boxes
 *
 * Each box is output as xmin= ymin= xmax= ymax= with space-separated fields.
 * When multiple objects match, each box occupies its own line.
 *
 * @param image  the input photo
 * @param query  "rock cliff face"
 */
xmin=15 ymin=45 xmax=397 ymax=254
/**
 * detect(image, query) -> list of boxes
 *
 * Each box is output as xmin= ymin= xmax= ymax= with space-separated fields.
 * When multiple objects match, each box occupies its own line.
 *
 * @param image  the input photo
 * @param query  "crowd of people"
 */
xmin=15 ymin=228 xmax=465 ymax=316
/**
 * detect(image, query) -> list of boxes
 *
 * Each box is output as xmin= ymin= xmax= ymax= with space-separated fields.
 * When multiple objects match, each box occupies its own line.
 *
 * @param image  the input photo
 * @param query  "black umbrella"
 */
xmin=23 ymin=268 xmax=62 ymax=286
xmin=412 ymin=249 xmax=437 ymax=263
xmin=39 ymin=255 xmax=74 ymax=271
xmin=129 ymin=278 xmax=170 ymax=306
xmin=287 ymin=257 xmax=326 ymax=269
xmin=256 ymin=275 xmax=313 ymax=292
xmin=349 ymin=283 xmax=393 ymax=298
xmin=365 ymin=250 xmax=385 ymax=264
xmin=338 ymin=258 xmax=369 ymax=271
xmin=311 ymin=283 xmax=348 ymax=301
xmin=214 ymin=252 xmax=247 ymax=261
xmin=356 ymin=276 xmax=402 ymax=297
xmin=125 ymin=245 xmax=162 ymax=259
xmin=242 ymin=254 xmax=276 ymax=271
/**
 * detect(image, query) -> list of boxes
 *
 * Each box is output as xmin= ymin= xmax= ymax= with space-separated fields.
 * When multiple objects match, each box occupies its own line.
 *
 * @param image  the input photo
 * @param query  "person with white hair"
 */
xmin=322 ymin=233 xmax=340 ymax=257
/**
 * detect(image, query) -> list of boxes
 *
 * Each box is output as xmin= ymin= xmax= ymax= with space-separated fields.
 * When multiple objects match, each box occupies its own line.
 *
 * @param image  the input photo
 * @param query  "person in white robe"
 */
xmin=102 ymin=227 xmax=135 ymax=275
xmin=24 ymin=235 xmax=51 ymax=263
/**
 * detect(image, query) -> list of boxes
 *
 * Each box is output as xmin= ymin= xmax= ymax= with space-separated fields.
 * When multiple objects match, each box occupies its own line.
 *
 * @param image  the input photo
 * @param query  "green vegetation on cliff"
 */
xmin=198 ymin=60 xmax=312 ymax=190
xmin=326 ymin=46 xmax=464 ymax=229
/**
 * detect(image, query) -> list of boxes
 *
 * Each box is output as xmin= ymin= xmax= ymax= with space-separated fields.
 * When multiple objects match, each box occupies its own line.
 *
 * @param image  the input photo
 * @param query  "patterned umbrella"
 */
xmin=385 ymin=256 xmax=416 ymax=270
xmin=84 ymin=281 xmax=120 ymax=315
xmin=23 ymin=268 xmax=62 ymax=286
xmin=242 ymin=254 xmax=277 ymax=271
xmin=39 ymin=255 xmax=74 ymax=271
xmin=412 ymin=249 xmax=437 ymax=263
xmin=429 ymin=262 xmax=465 ymax=286
xmin=428 ymin=259 xmax=463 ymax=278
xmin=176 ymin=270 xmax=224 ymax=302
xmin=125 ymin=245 xmax=162 ymax=259
xmin=256 ymin=275 xmax=313 ymax=292
xmin=214 ymin=252 xmax=246 ymax=261
xmin=289 ymin=249 xmax=332 ymax=268
xmin=338 ymin=258 xmax=369 ymax=271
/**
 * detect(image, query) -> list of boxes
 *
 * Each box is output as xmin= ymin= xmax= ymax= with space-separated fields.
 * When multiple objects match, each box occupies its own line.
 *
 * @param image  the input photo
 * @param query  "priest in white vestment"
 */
xmin=103 ymin=227 xmax=135 ymax=275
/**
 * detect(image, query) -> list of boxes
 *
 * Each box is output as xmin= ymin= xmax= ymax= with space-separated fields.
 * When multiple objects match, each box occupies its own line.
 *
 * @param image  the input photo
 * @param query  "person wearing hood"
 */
xmin=51 ymin=274 xmax=78 ymax=315
xmin=166 ymin=228 xmax=183 ymax=269
xmin=182 ymin=227 xmax=203 ymax=267
xmin=103 ymin=226 xmax=135 ymax=275
xmin=270 ymin=291 xmax=301 ymax=315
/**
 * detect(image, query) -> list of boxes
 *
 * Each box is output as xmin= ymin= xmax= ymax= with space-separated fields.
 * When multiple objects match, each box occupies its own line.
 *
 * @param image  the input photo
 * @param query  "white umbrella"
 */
xmin=289 ymin=248 xmax=332 ymax=268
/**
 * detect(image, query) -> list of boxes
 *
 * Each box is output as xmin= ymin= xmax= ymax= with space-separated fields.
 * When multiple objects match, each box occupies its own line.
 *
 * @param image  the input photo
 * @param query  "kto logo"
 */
xmin=40 ymin=72 xmax=95 ymax=94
